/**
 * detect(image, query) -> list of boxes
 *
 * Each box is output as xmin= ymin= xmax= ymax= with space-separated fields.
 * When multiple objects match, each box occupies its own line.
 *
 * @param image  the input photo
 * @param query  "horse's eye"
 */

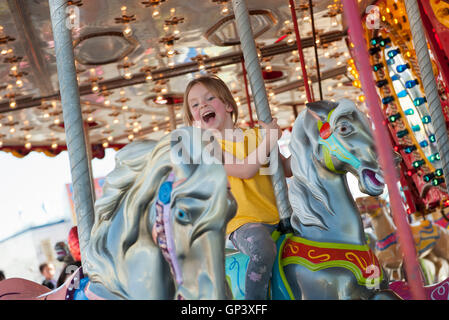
xmin=175 ymin=209 xmax=190 ymax=224
xmin=336 ymin=123 xmax=353 ymax=136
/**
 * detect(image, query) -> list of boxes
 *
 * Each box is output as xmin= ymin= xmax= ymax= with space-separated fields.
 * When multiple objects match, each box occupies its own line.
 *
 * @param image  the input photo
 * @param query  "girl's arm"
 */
xmin=223 ymin=119 xmax=282 ymax=179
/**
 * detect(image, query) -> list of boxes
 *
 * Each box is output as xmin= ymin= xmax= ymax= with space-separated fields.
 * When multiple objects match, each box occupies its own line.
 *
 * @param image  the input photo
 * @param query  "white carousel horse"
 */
xmin=226 ymin=99 xmax=400 ymax=299
xmin=0 ymin=127 xmax=237 ymax=300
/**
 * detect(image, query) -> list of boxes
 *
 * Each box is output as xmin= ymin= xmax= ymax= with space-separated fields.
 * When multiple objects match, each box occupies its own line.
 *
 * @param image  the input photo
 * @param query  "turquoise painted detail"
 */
xmin=318 ymin=134 xmax=361 ymax=170
xmin=270 ymin=233 xmax=294 ymax=300
xmin=225 ymin=252 xmax=249 ymax=300
xmin=225 ymin=230 xmax=294 ymax=300
xmin=74 ymin=277 xmax=89 ymax=300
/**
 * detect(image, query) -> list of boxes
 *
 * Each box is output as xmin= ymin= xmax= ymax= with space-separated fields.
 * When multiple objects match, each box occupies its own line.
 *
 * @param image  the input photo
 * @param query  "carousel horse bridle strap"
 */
xmin=154 ymin=171 xmax=183 ymax=285
xmin=375 ymin=232 xmax=398 ymax=251
xmin=316 ymin=108 xmax=361 ymax=174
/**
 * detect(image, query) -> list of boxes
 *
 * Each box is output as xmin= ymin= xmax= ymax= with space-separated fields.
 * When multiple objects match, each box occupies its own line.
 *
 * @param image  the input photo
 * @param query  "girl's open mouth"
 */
xmin=202 ymin=111 xmax=216 ymax=123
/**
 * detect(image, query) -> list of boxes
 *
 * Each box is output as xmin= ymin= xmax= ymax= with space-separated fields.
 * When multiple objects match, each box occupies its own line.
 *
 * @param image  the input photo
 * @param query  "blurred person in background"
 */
xmin=39 ymin=262 xmax=56 ymax=289
xmin=55 ymin=226 xmax=82 ymax=287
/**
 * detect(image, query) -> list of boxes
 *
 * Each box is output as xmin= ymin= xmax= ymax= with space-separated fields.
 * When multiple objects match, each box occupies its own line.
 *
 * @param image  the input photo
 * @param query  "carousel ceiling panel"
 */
xmin=0 ymin=0 xmax=365 ymax=155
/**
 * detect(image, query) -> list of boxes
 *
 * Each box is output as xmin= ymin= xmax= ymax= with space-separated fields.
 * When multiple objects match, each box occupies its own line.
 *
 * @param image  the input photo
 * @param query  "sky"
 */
xmin=0 ymin=148 xmax=117 ymax=241
xmin=0 ymin=143 xmax=371 ymax=242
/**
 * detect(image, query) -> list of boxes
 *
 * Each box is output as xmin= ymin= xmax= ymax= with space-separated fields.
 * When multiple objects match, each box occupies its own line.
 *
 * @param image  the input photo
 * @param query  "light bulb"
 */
xmin=9 ymin=99 xmax=16 ymax=108
xmin=91 ymin=83 xmax=99 ymax=93
xmin=123 ymin=24 xmax=132 ymax=37
xmin=123 ymin=67 xmax=132 ymax=79
xmin=221 ymin=3 xmax=229 ymax=15
xmin=152 ymin=7 xmax=160 ymax=17
xmin=167 ymin=48 xmax=175 ymax=57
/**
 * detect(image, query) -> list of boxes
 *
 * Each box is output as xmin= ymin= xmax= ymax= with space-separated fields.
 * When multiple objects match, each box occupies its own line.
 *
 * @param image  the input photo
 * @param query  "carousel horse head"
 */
xmin=293 ymin=99 xmax=385 ymax=193
xmin=83 ymin=127 xmax=237 ymax=299
xmin=289 ymin=99 xmax=386 ymax=231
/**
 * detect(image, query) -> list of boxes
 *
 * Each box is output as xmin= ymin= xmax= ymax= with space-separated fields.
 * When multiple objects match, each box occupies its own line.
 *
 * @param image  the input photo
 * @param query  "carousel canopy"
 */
xmin=0 ymin=0 xmax=372 ymax=158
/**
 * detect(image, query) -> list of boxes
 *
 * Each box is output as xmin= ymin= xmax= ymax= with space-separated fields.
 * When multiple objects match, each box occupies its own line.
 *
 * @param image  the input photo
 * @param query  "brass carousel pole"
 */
xmin=48 ymin=0 xmax=95 ymax=265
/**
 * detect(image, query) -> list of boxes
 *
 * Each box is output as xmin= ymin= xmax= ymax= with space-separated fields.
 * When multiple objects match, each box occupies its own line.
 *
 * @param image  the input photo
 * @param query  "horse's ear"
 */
xmin=306 ymin=108 xmax=322 ymax=122
xmin=306 ymin=100 xmax=338 ymax=122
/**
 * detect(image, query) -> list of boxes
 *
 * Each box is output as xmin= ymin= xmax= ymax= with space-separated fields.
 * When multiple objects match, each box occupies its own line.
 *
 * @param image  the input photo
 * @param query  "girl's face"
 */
xmin=187 ymin=83 xmax=234 ymax=132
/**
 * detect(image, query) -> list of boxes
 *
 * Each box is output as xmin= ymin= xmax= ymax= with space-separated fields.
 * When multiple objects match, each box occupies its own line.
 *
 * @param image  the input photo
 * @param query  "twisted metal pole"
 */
xmin=231 ymin=0 xmax=293 ymax=229
xmin=241 ymin=59 xmax=255 ymax=127
xmin=49 ymin=0 xmax=95 ymax=265
xmin=404 ymin=0 xmax=449 ymax=197
xmin=341 ymin=0 xmax=426 ymax=300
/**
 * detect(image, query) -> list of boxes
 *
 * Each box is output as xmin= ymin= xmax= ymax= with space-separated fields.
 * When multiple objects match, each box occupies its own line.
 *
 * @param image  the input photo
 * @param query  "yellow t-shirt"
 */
xmin=219 ymin=127 xmax=280 ymax=235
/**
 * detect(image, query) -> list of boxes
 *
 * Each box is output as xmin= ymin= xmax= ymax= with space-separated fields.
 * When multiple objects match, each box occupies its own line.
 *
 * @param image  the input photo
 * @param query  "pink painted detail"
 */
xmin=390 ymin=278 xmax=449 ymax=300
xmin=375 ymin=232 xmax=397 ymax=251
xmin=389 ymin=281 xmax=413 ymax=300
xmin=248 ymin=272 xmax=262 ymax=282
xmin=435 ymin=217 xmax=449 ymax=229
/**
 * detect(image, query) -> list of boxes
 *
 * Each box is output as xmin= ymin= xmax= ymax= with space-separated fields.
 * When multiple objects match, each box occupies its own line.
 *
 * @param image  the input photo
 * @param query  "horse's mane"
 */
xmin=288 ymin=103 xmax=337 ymax=232
xmin=83 ymin=127 xmax=231 ymax=298
xmin=83 ymin=136 xmax=169 ymax=297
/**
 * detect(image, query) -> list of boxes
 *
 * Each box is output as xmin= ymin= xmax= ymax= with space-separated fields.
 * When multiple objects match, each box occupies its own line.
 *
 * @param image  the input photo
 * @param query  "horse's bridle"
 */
xmin=154 ymin=171 xmax=184 ymax=286
xmin=316 ymin=108 xmax=361 ymax=174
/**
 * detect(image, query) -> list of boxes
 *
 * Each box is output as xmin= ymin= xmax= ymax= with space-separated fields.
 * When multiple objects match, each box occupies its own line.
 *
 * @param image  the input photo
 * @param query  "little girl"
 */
xmin=183 ymin=75 xmax=291 ymax=299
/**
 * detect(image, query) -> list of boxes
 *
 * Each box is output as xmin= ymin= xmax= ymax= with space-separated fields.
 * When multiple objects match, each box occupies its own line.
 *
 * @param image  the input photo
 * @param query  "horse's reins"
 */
xmin=154 ymin=171 xmax=184 ymax=286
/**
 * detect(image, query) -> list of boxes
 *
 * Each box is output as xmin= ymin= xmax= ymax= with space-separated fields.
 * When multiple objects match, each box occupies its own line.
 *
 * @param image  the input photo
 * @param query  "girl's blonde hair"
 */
xmin=182 ymin=75 xmax=239 ymax=126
